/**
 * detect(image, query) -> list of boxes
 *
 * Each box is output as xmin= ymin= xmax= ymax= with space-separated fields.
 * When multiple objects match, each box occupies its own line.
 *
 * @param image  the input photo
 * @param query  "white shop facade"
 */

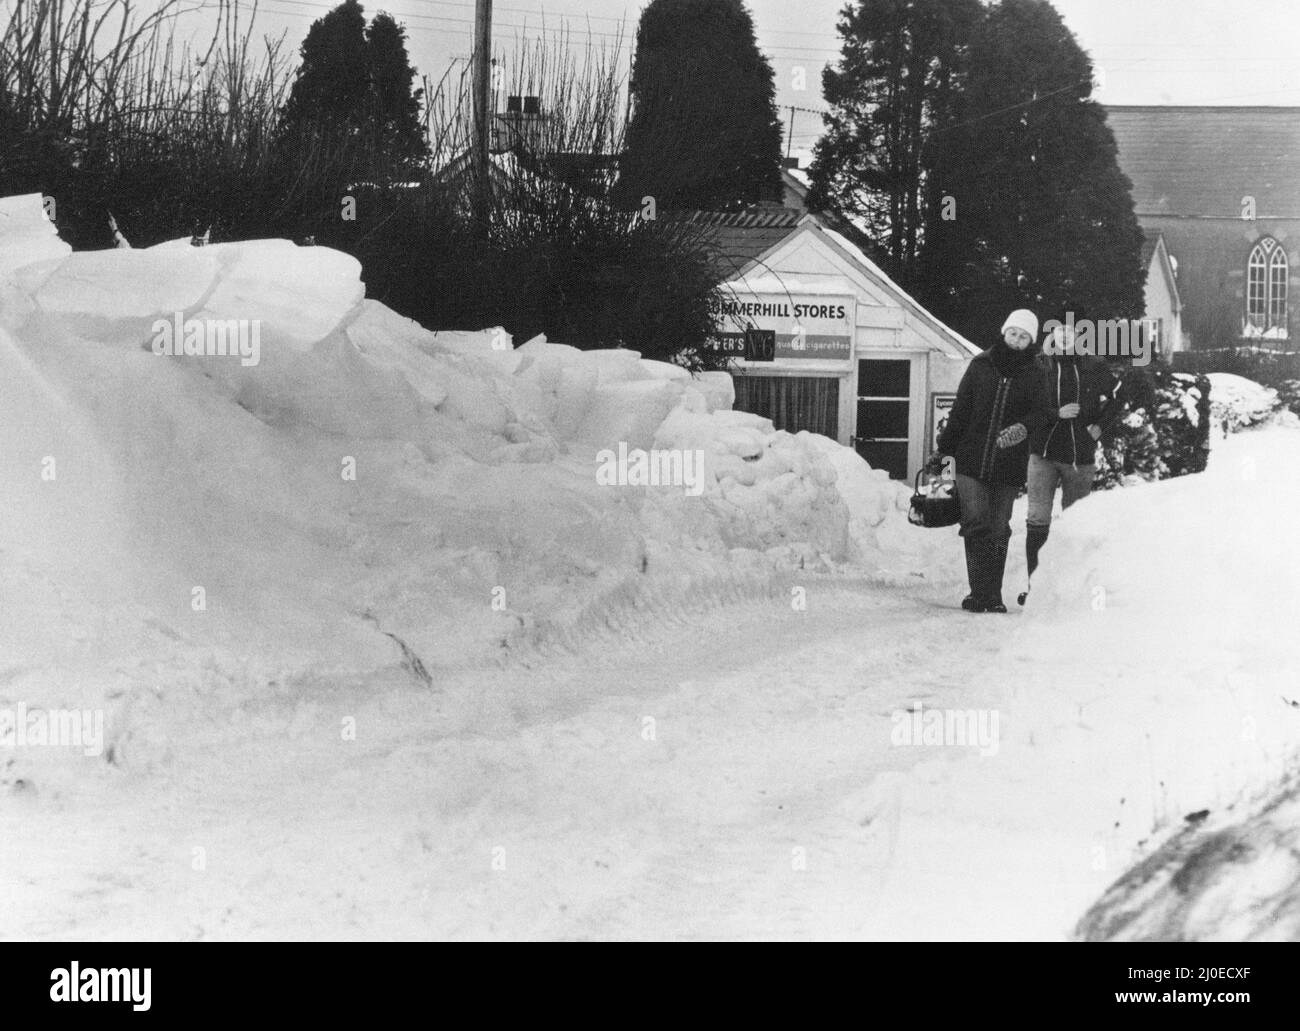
xmin=708 ymin=214 xmax=979 ymax=482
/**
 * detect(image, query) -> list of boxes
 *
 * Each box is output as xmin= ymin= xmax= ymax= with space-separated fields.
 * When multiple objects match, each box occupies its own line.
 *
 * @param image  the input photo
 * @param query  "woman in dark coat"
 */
xmin=935 ymin=309 xmax=1054 ymax=612
xmin=1019 ymin=317 xmax=1126 ymax=604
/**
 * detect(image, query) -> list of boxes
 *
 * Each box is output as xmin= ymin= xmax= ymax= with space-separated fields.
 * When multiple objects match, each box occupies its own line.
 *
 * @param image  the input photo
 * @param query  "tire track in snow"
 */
xmin=2 ymin=580 xmax=1013 ymax=940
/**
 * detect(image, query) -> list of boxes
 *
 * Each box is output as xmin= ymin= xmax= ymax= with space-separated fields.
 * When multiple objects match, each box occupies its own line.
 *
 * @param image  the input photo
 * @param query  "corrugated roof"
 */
xmin=684 ymin=207 xmax=805 ymax=229
xmin=675 ymin=206 xmax=806 ymax=279
xmin=1105 ymin=105 xmax=1300 ymax=217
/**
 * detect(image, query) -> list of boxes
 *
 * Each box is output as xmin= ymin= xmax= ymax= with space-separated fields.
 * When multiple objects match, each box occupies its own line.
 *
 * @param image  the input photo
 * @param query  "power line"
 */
xmin=223 ymin=0 xmax=853 ymax=52
xmin=219 ymin=0 xmax=1300 ymax=111
xmin=256 ymin=0 xmax=476 ymax=31
xmin=255 ymin=0 xmax=619 ymax=44
xmin=206 ymin=0 xmax=1300 ymax=66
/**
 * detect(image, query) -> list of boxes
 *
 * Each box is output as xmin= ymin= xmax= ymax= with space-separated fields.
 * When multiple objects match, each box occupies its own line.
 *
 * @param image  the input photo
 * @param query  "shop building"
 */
xmin=686 ymin=206 xmax=979 ymax=481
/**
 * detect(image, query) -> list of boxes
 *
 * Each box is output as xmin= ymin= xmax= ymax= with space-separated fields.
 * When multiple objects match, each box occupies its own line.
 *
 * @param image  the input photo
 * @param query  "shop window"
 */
xmin=733 ymin=375 xmax=839 ymax=440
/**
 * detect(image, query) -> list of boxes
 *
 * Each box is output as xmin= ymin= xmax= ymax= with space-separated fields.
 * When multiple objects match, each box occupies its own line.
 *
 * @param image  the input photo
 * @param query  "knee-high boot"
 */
xmin=961 ymin=536 xmax=981 ymax=611
xmin=983 ymin=537 xmax=1009 ymax=612
xmin=1026 ymin=524 xmax=1050 ymax=579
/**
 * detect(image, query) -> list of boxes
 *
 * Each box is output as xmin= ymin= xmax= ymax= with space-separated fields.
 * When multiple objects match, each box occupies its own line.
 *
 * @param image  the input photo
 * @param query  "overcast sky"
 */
xmin=158 ymin=0 xmax=1300 ymax=154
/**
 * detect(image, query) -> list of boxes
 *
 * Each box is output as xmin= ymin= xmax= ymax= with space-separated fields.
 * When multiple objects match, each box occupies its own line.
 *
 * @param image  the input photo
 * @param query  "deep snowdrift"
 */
xmin=856 ymin=424 xmax=1300 ymax=939
xmin=0 ymin=192 xmax=953 ymax=783
xmin=7 ymin=189 xmax=1300 ymax=941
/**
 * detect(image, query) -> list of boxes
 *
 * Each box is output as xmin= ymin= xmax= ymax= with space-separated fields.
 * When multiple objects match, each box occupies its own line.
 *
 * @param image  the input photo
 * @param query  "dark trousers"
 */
xmin=955 ymin=474 xmax=1017 ymax=545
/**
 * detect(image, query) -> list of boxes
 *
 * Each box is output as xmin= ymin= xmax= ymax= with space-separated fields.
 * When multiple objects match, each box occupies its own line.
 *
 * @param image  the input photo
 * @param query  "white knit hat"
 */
xmin=1001 ymin=308 xmax=1039 ymax=340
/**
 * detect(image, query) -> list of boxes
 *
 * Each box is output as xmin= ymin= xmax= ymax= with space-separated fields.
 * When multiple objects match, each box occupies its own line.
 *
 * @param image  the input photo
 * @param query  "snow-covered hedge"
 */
xmin=1275 ymin=379 xmax=1300 ymax=419
xmin=1207 ymin=372 xmax=1279 ymax=434
xmin=1094 ymin=367 xmax=1210 ymax=488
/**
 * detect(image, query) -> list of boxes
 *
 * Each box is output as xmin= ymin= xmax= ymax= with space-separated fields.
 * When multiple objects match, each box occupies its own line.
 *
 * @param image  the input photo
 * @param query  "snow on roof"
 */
xmin=786 ymin=167 xmax=812 ymax=189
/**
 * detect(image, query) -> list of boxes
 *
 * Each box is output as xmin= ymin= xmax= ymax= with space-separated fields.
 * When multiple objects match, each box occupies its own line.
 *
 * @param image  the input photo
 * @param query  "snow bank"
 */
xmin=0 ymin=193 xmax=945 ymax=784
xmin=0 ymin=193 xmax=69 ymax=277
xmin=1207 ymin=372 xmax=1279 ymax=434
xmin=811 ymin=437 xmax=958 ymax=581
xmin=862 ymin=424 xmax=1300 ymax=939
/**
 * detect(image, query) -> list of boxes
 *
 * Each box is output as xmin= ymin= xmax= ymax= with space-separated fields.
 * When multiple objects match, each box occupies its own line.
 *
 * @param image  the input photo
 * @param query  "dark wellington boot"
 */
xmin=1025 ymin=524 xmax=1050 ymax=579
xmin=961 ymin=536 xmax=981 ymax=610
xmin=981 ymin=537 xmax=1010 ymax=613
xmin=1020 ymin=525 xmax=1050 ymax=606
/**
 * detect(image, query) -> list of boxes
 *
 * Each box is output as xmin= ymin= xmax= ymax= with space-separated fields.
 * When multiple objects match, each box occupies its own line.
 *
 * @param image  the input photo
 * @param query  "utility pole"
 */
xmin=785 ymin=105 xmax=795 ymax=163
xmin=472 ymin=0 xmax=494 ymax=234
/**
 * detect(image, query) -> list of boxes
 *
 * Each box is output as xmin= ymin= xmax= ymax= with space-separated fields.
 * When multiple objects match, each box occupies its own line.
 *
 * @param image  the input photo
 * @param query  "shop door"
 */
xmin=854 ymin=358 xmax=911 ymax=479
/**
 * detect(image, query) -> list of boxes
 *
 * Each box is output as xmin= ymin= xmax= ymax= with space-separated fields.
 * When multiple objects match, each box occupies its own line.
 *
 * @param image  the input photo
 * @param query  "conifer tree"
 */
xmin=617 ymin=0 xmax=783 ymax=212
xmin=278 ymin=1 xmax=428 ymax=184
xmin=279 ymin=0 xmax=369 ymax=136
xmin=916 ymin=0 xmax=1144 ymax=345
xmin=808 ymin=0 xmax=981 ymax=283
xmin=364 ymin=12 xmax=427 ymax=177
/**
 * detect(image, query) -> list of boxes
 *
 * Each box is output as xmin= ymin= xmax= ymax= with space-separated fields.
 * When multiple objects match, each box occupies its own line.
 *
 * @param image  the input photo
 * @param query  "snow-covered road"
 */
xmin=4 ymin=195 xmax=1298 ymax=942
xmin=10 ymin=427 xmax=1300 ymax=942
xmin=4 ymin=578 xmax=1031 ymax=941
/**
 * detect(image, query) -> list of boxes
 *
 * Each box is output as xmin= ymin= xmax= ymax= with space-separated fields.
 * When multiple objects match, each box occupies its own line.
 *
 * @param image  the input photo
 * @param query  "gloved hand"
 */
xmin=923 ymin=453 xmax=947 ymax=476
xmin=1058 ymin=403 xmax=1081 ymax=419
xmin=1087 ymin=423 xmax=1102 ymax=441
xmin=996 ymin=423 xmax=1028 ymax=448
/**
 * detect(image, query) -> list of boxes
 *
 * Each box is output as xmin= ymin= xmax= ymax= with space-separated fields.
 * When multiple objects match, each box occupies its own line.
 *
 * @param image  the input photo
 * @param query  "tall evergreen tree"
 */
xmin=808 ymin=0 xmax=981 ymax=283
xmin=279 ymin=0 xmax=369 ymax=135
xmin=616 ymin=0 xmax=783 ymax=212
xmin=364 ymin=12 xmax=427 ymax=176
xmin=278 ymin=1 xmax=428 ymax=183
xmin=916 ymin=0 xmax=1145 ymax=345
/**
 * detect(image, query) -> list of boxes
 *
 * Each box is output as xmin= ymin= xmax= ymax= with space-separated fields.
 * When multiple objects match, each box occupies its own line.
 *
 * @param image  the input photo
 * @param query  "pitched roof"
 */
xmin=675 ymin=205 xmax=806 ymax=280
xmin=1105 ymin=105 xmax=1300 ymax=217
xmin=1140 ymin=229 xmax=1182 ymax=313
xmin=1140 ymin=228 xmax=1162 ymax=267
xmin=676 ymin=205 xmax=978 ymax=357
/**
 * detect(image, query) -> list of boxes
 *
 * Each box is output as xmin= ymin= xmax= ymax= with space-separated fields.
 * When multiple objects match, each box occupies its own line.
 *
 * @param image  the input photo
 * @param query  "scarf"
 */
xmin=989 ymin=339 xmax=1036 ymax=377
